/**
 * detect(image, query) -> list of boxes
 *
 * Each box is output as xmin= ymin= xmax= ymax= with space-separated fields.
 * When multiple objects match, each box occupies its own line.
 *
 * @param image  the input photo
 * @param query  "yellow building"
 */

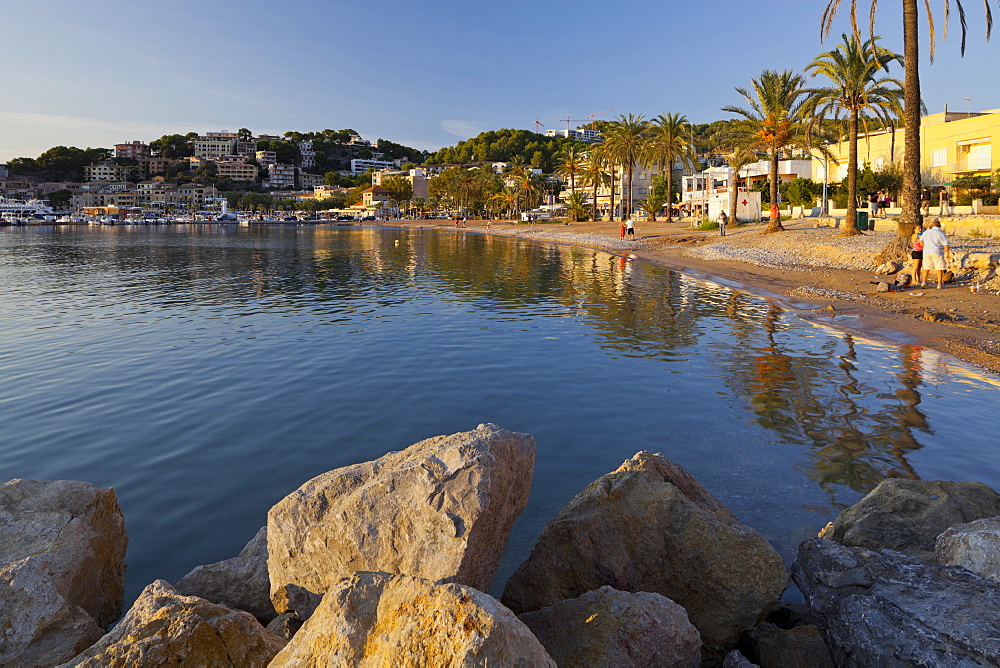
xmin=814 ymin=108 xmax=1000 ymax=185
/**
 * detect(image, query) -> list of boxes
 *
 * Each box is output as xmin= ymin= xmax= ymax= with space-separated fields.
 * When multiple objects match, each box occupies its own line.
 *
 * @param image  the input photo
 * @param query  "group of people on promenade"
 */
xmin=911 ymin=218 xmax=952 ymax=288
xmin=871 ymin=187 xmax=953 ymax=218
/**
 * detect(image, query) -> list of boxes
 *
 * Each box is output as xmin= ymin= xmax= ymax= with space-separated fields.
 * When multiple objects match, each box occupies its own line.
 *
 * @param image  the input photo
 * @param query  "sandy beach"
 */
xmin=374 ymin=216 xmax=1000 ymax=375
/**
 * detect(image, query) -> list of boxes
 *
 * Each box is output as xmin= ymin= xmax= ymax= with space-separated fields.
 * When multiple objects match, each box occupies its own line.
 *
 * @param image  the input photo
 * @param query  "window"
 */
xmin=875 ymin=156 xmax=885 ymax=170
xmin=638 ymin=187 xmax=646 ymax=194
xmin=931 ymin=148 xmax=947 ymax=167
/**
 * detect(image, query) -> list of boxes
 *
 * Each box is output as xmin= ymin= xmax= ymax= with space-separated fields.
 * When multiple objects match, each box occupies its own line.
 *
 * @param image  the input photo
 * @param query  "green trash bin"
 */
xmin=856 ymin=210 xmax=869 ymax=231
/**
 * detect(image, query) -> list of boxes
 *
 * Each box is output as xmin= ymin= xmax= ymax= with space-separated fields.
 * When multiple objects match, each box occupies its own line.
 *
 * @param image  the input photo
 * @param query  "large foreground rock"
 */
xmin=269 ymin=571 xmax=554 ymax=666
xmin=62 ymin=580 xmax=285 ymax=667
xmin=0 ymin=479 xmax=127 ymax=667
xmin=819 ymin=479 xmax=1000 ymax=560
xmin=502 ymin=452 xmax=788 ymax=663
xmin=518 ymin=585 xmax=701 ymax=667
xmin=792 ymin=537 xmax=1000 ymax=665
xmin=176 ymin=526 xmax=276 ymax=622
xmin=934 ymin=516 xmax=1000 ymax=583
xmin=267 ymin=423 xmax=535 ymax=611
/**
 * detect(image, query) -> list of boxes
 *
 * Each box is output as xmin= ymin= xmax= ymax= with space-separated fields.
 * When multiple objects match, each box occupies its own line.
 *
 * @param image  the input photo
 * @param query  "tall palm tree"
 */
xmin=722 ymin=70 xmax=808 ymax=233
xmin=804 ymin=34 xmax=904 ymax=237
xmin=821 ymin=0 xmax=993 ymax=256
xmin=581 ymin=147 xmax=611 ymax=221
xmin=646 ymin=113 xmax=697 ymax=222
xmin=603 ymin=114 xmax=650 ymax=220
xmin=555 ymin=144 xmax=587 ymax=192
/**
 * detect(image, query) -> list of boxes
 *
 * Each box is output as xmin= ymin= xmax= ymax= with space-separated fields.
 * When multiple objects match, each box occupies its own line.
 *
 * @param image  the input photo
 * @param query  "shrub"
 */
xmin=697 ymin=218 xmax=719 ymax=230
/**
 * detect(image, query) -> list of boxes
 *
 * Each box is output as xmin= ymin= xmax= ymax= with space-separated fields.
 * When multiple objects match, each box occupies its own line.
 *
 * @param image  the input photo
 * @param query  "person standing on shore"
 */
xmin=619 ymin=220 xmax=626 ymax=239
xmin=625 ymin=218 xmax=635 ymax=238
xmin=910 ymin=222 xmax=924 ymax=280
xmin=869 ymin=191 xmax=880 ymax=218
xmin=921 ymin=187 xmax=932 ymax=216
xmin=919 ymin=219 xmax=951 ymax=289
xmin=717 ymin=210 xmax=728 ymax=235
xmin=940 ymin=187 xmax=951 ymax=216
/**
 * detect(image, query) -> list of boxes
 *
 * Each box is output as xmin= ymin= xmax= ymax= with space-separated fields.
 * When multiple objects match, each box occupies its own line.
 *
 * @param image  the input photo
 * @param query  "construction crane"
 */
xmin=533 ymin=118 xmax=545 ymax=133
xmin=558 ymin=118 xmax=589 ymax=131
xmin=585 ymin=108 xmax=617 ymax=129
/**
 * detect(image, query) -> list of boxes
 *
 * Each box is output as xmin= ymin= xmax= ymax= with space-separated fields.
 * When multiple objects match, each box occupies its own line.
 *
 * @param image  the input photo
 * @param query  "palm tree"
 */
xmin=722 ymin=70 xmax=809 ymax=233
xmin=581 ymin=147 xmax=611 ymax=221
xmin=821 ymin=0 xmax=993 ymax=257
xmin=646 ymin=113 xmax=697 ymax=222
xmin=603 ymin=114 xmax=650 ymax=220
xmin=639 ymin=191 xmax=667 ymax=222
xmin=555 ymin=144 xmax=588 ymax=192
xmin=563 ymin=191 xmax=590 ymax=222
xmin=804 ymin=34 xmax=904 ymax=237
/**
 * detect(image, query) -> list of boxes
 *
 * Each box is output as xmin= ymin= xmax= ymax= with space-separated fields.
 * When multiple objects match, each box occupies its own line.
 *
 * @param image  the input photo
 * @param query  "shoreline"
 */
xmin=366 ymin=217 xmax=1000 ymax=376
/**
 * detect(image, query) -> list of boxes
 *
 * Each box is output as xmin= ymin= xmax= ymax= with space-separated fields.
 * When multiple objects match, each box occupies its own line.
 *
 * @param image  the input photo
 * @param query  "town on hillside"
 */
xmin=1 ymin=108 xmax=999 ymax=227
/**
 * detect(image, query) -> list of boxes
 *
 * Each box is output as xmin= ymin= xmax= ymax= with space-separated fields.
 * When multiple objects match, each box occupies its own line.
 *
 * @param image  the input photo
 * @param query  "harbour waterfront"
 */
xmin=1 ymin=224 xmax=998 ymax=604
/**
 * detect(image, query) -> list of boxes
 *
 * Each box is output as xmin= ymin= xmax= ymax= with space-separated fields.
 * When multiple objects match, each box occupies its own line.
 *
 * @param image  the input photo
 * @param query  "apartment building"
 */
xmin=264 ymin=163 xmax=296 ymax=189
xmin=194 ymin=133 xmax=238 ymax=160
xmin=545 ymin=127 xmax=603 ymax=142
xmin=813 ymin=108 xmax=1000 ymax=185
xmin=313 ymin=184 xmax=350 ymax=199
xmin=362 ymin=186 xmax=391 ymax=207
xmin=236 ymin=140 xmax=258 ymax=158
xmin=256 ymin=150 xmax=277 ymax=166
xmin=298 ymin=171 xmax=323 ymax=189
xmin=372 ymin=167 xmax=430 ymax=199
xmin=178 ymin=184 xmax=217 ymax=207
xmin=299 ymin=141 xmax=316 ymax=169
xmin=140 ymin=157 xmax=176 ymax=176
xmin=115 ymin=141 xmax=151 ymax=161
xmin=84 ymin=162 xmax=135 ymax=182
xmin=350 ymin=158 xmax=396 ymax=175
xmin=216 ymin=160 xmax=258 ymax=182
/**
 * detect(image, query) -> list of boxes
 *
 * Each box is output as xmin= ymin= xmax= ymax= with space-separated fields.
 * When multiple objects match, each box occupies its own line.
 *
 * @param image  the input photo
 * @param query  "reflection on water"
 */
xmin=1 ymin=225 xmax=998 ymax=601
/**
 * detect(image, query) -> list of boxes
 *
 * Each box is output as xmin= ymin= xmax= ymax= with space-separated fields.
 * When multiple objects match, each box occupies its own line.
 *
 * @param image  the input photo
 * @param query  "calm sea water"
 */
xmin=2 ymin=224 xmax=998 ymax=604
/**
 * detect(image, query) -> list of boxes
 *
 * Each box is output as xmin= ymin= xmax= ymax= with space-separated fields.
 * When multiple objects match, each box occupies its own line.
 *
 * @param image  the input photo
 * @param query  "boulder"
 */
xmin=267 ymin=423 xmax=535 ymax=612
xmin=934 ymin=516 xmax=1000 ymax=582
xmin=0 ymin=479 xmax=127 ymax=667
xmin=501 ymin=452 xmax=787 ymax=664
xmin=62 ymin=580 xmax=285 ymax=667
xmin=820 ymin=479 xmax=1000 ymax=560
xmin=874 ymin=261 xmax=901 ymax=276
xmin=743 ymin=621 xmax=833 ymax=668
xmin=723 ymin=650 xmax=759 ymax=667
xmin=518 ymin=585 xmax=701 ymax=667
xmin=176 ymin=526 xmax=276 ymax=622
xmin=265 ymin=613 xmax=303 ymax=640
xmin=269 ymin=571 xmax=554 ymax=666
xmin=792 ymin=537 xmax=1000 ymax=665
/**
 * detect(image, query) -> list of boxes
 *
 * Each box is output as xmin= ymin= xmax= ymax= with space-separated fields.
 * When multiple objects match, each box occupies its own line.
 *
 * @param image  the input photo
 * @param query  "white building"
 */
xmin=299 ymin=141 xmax=316 ymax=169
xmin=350 ymin=158 xmax=396 ymax=175
xmin=194 ymin=132 xmax=238 ymax=160
xmin=264 ymin=163 xmax=296 ymax=189
xmin=545 ymin=127 xmax=603 ymax=142
xmin=372 ymin=167 xmax=430 ymax=199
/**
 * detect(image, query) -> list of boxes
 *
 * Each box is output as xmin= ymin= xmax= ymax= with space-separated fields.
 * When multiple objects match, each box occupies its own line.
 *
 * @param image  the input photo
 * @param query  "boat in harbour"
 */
xmin=0 ymin=197 xmax=57 ymax=223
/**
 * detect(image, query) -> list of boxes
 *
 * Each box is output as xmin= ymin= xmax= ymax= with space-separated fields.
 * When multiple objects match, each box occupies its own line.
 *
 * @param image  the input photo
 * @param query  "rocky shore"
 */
xmin=4 ymin=423 xmax=1000 ymax=666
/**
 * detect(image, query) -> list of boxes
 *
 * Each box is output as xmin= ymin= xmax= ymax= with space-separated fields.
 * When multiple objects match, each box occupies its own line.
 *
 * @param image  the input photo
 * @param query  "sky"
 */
xmin=1 ymin=0 xmax=997 ymax=163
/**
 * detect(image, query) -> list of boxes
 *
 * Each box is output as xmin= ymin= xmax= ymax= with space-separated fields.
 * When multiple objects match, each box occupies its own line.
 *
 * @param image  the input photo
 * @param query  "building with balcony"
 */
xmin=264 ymin=163 xmax=296 ymax=189
xmin=194 ymin=133 xmax=238 ymax=160
xmin=372 ymin=167 xmax=430 ymax=199
xmin=545 ymin=127 xmax=603 ymax=142
xmin=350 ymin=158 xmax=396 ymax=175
xmin=299 ymin=141 xmax=316 ymax=169
xmin=313 ymin=184 xmax=350 ymax=199
xmin=256 ymin=150 xmax=277 ymax=166
xmin=216 ymin=160 xmax=258 ymax=182
xmin=115 ymin=141 xmax=151 ymax=161
xmin=298 ymin=171 xmax=324 ymax=189
xmin=84 ymin=162 xmax=135 ymax=182
xmin=236 ymin=140 xmax=258 ymax=158
xmin=812 ymin=108 xmax=1000 ymax=186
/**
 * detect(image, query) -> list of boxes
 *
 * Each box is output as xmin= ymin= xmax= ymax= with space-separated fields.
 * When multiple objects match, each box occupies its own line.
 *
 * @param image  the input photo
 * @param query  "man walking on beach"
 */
xmin=919 ymin=219 xmax=951 ymax=289
xmin=940 ymin=187 xmax=951 ymax=216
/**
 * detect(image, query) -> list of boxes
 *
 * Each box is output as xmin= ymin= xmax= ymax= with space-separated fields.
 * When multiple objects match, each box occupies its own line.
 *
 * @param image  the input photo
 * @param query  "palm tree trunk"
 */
xmin=665 ymin=151 xmax=674 ymax=223
xmin=729 ymin=165 xmax=738 ymax=228
xmin=765 ymin=149 xmax=784 ymax=232
xmin=840 ymin=110 xmax=863 ymax=237
xmin=592 ymin=180 xmax=599 ymax=221
xmin=878 ymin=0 xmax=921 ymax=262
xmin=609 ymin=168 xmax=616 ymax=224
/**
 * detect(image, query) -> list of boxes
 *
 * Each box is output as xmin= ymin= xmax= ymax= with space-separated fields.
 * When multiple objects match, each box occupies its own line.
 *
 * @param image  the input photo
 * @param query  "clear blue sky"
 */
xmin=1 ymin=0 xmax=995 ymax=162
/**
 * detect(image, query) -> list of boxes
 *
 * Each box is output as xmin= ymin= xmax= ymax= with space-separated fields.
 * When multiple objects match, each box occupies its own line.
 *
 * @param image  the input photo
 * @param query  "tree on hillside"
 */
xmin=237 ymin=128 xmax=253 ymax=141
xmin=804 ymin=34 xmax=904 ymax=237
xmin=603 ymin=114 xmax=650 ymax=220
xmin=150 ymin=134 xmax=196 ymax=159
xmin=821 ymin=0 xmax=994 ymax=259
xmin=722 ymin=70 xmax=809 ymax=233
xmin=646 ymin=113 xmax=697 ymax=222
xmin=555 ymin=144 xmax=587 ymax=192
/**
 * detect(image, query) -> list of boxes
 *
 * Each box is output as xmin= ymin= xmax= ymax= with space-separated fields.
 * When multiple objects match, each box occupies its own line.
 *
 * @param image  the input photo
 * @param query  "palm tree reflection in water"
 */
xmin=722 ymin=301 xmax=929 ymax=505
